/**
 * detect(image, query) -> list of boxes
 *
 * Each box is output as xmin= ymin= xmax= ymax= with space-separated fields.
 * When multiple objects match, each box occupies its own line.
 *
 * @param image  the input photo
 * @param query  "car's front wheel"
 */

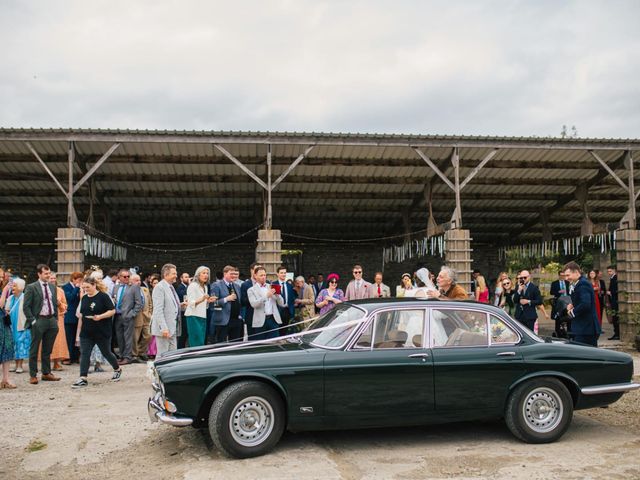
xmin=505 ymin=377 xmax=573 ymax=443
xmin=209 ymin=380 xmax=285 ymax=458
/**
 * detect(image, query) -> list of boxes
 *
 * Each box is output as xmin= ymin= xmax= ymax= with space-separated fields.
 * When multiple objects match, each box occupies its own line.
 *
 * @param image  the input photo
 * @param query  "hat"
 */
xmin=401 ymin=272 xmax=411 ymax=280
xmin=327 ymin=273 xmax=340 ymax=282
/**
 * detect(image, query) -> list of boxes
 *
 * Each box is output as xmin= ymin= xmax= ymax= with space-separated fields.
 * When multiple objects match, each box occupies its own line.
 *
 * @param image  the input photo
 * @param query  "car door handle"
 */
xmin=496 ymin=351 xmax=516 ymax=357
xmin=408 ymin=353 xmax=430 ymax=358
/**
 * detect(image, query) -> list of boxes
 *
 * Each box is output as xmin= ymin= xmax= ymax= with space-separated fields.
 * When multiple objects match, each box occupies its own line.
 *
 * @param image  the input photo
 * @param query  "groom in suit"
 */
xmin=345 ymin=264 xmax=372 ymax=301
xmin=23 ymin=264 xmax=61 ymax=384
xmin=564 ymin=261 xmax=601 ymax=346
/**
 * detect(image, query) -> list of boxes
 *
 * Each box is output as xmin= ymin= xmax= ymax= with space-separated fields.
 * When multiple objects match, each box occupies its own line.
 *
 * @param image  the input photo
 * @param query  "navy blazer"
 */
xmin=513 ymin=282 xmax=543 ymax=322
xmin=550 ymin=279 xmax=569 ymax=299
xmin=175 ymin=282 xmax=188 ymax=302
xmin=273 ymin=280 xmax=296 ymax=318
xmin=62 ymin=282 xmax=80 ymax=324
xmin=608 ymin=275 xmax=618 ymax=310
xmin=209 ymin=280 xmax=240 ymax=327
xmin=569 ymin=276 xmax=601 ymax=336
xmin=240 ymin=279 xmax=254 ymax=324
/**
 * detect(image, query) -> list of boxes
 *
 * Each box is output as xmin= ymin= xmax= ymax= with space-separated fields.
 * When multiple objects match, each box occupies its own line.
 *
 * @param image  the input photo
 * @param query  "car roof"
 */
xmin=344 ymin=297 xmax=503 ymax=313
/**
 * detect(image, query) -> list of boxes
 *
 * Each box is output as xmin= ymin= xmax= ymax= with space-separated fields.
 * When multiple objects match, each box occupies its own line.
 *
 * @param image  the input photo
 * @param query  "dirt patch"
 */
xmin=1 ymin=352 xmax=639 ymax=480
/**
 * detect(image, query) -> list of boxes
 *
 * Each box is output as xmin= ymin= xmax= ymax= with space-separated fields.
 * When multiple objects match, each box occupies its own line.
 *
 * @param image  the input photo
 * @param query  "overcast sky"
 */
xmin=1 ymin=0 xmax=639 ymax=138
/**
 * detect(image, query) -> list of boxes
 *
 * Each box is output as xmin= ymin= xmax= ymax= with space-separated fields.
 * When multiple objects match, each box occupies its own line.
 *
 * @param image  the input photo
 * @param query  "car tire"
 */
xmin=208 ymin=380 xmax=285 ymax=458
xmin=505 ymin=377 xmax=573 ymax=443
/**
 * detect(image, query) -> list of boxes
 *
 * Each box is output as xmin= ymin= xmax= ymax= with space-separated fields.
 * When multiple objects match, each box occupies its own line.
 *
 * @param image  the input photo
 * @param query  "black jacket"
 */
xmin=513 ymin=282 xmax=543 ymax=322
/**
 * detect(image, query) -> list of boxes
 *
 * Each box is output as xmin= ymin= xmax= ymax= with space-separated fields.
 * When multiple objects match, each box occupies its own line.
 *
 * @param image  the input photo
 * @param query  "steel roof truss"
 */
xmin=213 ymin=144 xmax=268 ymax=190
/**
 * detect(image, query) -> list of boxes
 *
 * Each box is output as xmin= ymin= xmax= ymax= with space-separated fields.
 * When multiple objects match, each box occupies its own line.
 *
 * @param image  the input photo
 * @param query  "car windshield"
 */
xmin=302 ymin=304 xmax=367 ymax=349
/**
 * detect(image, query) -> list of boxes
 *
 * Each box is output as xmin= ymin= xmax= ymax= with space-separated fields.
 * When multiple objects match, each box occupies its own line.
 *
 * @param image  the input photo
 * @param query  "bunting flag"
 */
xmin=498 ymin=231 xmax=616 ymax=261
xmin=382 ymin=234 xmax=446 ymax=266
xmin=84 ymin=234 xmax=128 ymax=262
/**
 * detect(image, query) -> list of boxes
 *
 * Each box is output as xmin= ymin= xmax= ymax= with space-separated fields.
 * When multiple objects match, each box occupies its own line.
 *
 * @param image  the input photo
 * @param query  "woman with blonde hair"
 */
xmin=475 ymin=275 xmax=489 ymax=303
xmin=493 ymin=272 xmax=509 ymax=306
xmin=185 ymin=266 xmax=214 ymax=347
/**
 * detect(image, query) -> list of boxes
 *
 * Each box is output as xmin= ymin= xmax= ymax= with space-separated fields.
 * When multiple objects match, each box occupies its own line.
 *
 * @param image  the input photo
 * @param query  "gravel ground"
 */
xmin=1 ymin=346 xmax=638 ymax=480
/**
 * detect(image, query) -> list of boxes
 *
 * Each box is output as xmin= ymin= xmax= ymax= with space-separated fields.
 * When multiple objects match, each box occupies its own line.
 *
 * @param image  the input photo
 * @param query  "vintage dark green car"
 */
xmin=148 ymin=298 xmax=638 ymax=458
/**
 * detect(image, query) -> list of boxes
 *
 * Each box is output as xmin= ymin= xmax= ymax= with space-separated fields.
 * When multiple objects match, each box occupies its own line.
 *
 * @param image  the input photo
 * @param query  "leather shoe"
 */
xmin=118 ymin=359 xmax=132 ymax=366
xmin=29 ymin=377 xmax=39 ymax=385
xmin=608 ymin=335 xmax=620 ymax=341
xmin=41 ymin=373 xmax=61 ymax=381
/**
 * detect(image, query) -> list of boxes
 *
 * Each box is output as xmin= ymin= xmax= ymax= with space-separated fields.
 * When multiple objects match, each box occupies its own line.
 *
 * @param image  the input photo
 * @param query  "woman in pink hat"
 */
xmin=315 ymin=273 xmax=345 ymax=315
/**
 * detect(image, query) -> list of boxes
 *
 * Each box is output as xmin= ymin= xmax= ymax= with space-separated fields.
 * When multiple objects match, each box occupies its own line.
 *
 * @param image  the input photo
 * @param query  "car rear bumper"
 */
xmin=580 ymin=382 xmax=640 ymax=395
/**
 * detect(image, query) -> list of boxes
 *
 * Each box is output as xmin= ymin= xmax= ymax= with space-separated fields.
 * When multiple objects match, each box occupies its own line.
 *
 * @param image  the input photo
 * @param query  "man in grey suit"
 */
xmin=22 ymin=264 xmax=60 ymax=384
xmin=151 ymin=263 xmax=183 ymax=356
xmin=248 ymin=266 xmax=285 ymax=340
xmin=113 ymin=269 xmax=142 ymax=364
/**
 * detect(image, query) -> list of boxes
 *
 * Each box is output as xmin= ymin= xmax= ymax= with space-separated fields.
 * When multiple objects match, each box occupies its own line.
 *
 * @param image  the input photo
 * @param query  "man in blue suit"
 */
xmin=512 ymin=270 xmax=542 ymax=331
xmin=274 ymin=265 xmax=296 ymax=333
xmin=209 ymin=266 xmax=242 ymax=344
xmin=62 ymin=272 xmax=84 ymax=364
xmin=564 ymin=261 xmax=601 ymax=347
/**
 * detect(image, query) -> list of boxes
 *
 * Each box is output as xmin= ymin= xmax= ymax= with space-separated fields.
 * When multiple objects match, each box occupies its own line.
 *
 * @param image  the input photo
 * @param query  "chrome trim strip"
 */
xmin=581 ymin=382 xmax=640 ymax=395
xmin=147 ymin=397 xmax=193 ymax=426
xmin=496 ymin=351 xmax=517 ymax=356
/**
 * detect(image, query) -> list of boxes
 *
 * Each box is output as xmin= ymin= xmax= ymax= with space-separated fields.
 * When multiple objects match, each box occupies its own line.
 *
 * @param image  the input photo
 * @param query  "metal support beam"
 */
xmin=451 ymin=148 xmax=462 ymax=229
xmin=271 ymin=145 xmax=315 ymax=190
xmin=459 ymin=149 xmax=498 ymax=191
xmin=626 ymin=151 xmax=636 ymax=229
xmin=413 ymin=147 xmax=455 ymax=191
xmin=266 ymin=144 xmax=273 ymax=229
xmin=25 ymin=142 xmax=68 ymax=199
xmin=214 ymin=144 xmax=268 ymax=190
xmin=72 ymin=143 xmax=120 ymax=194
xmin=67 ymin=142 xmax=77 ymax=227
xmin=588 ymin=150 xmax=629 ymax=192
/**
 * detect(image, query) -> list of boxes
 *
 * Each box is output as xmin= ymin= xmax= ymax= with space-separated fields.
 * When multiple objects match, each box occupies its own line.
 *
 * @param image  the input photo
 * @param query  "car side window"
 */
xmin=431 ymin=309 xmax=488 ymax=347
xmin=353 ymin=320 xmax=373 ymax=349
xmin=490 ymin=315 xmax=519 ymax=344
xmin=372 ymin=309 xmax=425 ymax=349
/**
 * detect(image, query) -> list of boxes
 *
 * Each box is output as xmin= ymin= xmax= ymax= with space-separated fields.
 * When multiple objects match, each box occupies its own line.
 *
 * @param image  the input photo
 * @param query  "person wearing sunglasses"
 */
xmin=497 ymin=277 xmax=516 ymax=316
xmin=512 ymin=270 xmax=542 ymax=331
xmin=315 ymin=274 xmax=345 ymax=315
xmin=344 ymin=265 xmax=372 ymax=301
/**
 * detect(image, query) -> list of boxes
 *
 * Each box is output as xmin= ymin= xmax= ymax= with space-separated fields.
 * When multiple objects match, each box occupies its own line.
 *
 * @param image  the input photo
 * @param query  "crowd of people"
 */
xmin=0 ymin=260 xmax=619 ymax=389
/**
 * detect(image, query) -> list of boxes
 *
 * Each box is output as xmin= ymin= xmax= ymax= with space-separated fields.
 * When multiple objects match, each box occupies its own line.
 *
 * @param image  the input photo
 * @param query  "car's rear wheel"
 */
xmin=505 ymin=377 xmax=573 ymax=443
xmin=208 ymin=381 xmax=285 ymax=458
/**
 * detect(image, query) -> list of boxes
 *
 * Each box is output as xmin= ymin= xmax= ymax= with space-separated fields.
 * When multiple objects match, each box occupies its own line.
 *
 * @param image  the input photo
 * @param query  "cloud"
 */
xmin=1 ymin=0 xmax=639 ymax=137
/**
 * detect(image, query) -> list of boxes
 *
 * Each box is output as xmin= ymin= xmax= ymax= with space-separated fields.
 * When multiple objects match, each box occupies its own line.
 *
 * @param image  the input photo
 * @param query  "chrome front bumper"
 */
xmin=147 ymin=380 xmax=193 ymax=427
xmin=581 ymin=382 xmax=640 ymax=395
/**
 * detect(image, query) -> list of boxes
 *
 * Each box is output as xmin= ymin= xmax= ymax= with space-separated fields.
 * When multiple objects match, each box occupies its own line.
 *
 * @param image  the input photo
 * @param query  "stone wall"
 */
xmin=1 ymin=239 xmax=503 ymax=293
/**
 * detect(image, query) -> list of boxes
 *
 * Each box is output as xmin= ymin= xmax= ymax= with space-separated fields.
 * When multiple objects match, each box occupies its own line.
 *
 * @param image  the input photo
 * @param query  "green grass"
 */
xmin=26 ymin=440 xmax=47 ymax=452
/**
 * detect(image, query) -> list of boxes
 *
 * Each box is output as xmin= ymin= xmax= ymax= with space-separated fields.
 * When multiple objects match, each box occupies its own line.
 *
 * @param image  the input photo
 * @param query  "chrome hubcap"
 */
xmin=229 ymin=396 xmax=274 ymax=447
xmin=522 ymin=387 xmax=563 ymax=433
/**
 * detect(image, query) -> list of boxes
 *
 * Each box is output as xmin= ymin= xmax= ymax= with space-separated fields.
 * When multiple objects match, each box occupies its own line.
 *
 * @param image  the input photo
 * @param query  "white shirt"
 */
xmin=185 ymin=282 xmax=208 ymax=318
xmin=259 ymin=283 xmax=275 ymax=315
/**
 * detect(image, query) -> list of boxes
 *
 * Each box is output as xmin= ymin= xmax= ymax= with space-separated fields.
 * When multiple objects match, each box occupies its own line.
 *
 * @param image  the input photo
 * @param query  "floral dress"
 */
xmin=8 ymin=294 xmax=31 ymax=360
xmin=316 ymin=288 xmax=345 ymax=315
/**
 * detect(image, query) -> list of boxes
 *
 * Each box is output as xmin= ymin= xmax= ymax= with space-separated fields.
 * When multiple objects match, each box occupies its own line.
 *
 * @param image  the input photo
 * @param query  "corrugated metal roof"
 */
xmin=0 ymin=127 xmax=637 ymax=244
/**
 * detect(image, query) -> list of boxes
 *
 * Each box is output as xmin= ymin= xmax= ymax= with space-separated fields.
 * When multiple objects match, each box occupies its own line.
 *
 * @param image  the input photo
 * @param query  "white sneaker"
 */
xmin=111 ymin=369 xmax=122 ymax=382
